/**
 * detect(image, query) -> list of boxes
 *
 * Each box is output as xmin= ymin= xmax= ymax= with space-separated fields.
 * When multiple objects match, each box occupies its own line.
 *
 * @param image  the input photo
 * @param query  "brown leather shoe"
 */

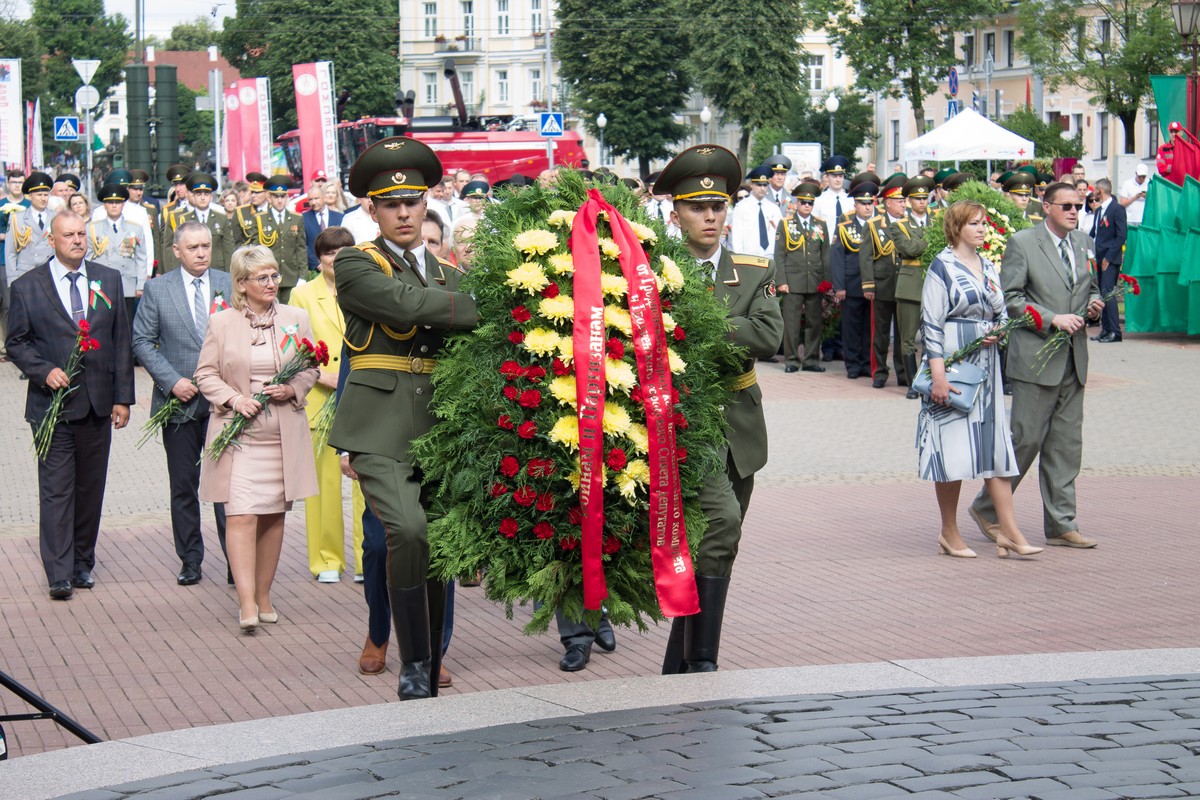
xmin=439 ymin=666 xmax=452 ymax=688
xmin=1046 ymin=531 xmax=1098 ymax=548
xmin=968 ymin=506 xmax=1000 ymax=543
xmin=358 ymin=638 xmax=388 ymax=675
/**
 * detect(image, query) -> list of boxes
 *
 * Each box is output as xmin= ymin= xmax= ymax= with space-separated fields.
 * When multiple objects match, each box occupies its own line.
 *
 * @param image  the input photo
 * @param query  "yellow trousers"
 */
xmin=306 ymin=444 xmax=365 ymax=576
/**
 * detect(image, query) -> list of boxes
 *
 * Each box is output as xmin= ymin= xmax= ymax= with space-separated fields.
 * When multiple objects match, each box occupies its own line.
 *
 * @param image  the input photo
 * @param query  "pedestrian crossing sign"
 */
xmin=538 ymin=112 xmax=564 ymax=138
xmin=54 ymin=116 xmax=80 ymax=141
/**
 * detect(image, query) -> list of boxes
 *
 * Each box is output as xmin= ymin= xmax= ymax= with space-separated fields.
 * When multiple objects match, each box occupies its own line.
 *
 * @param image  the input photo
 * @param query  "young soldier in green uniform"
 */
xmin=653 ymin=145 xmax=784 ymax=674
xmin=328 ymin=137 xmax=477 ymax=700
xmin=161 ymin=173 xmax=234 ymax=273
xmin=1004 ymin=172 xmax=1042 ymax=222
xmin=233 ymin=172 xmax=270 ymax=245
xmin=774 ymin=180 xmax=831 ymax=373
xmin=128 ymin=170 xmax=161 ymax=232
xmin=251 ymin=176 xmax=307 ymax=302
xmin=861 ymin=173 xmax=909 ymax=388
xmin=890 ymin=175 xmax=935 ymax=399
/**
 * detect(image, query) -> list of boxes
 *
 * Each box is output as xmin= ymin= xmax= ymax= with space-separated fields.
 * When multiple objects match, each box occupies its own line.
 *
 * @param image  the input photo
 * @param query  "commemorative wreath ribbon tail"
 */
xmin=568 ymin=189 xmax=699 ymax=617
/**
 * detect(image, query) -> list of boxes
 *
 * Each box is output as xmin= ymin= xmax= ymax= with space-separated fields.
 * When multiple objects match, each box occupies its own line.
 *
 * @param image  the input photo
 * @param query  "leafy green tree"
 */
xmin=176 ymin=84 xmax=216 ymax=160
xmin=554 ymin=0 xmax=692 ymax=179
xmin=0 ymin=9 xmax=44 ymax=104
xmin=221 ymin=0 xmax=398 ymax=134
xmin=166 ymin=17 xmax=220 ymax=51
xmin=30 ymin=0 xmax=132 ymax=122
xmin=750 ymin=88 xmax=875 ymax=172
xmin=805 ymin=0 xmax=1004 ymax=132
xmin=1000 ymin=107 xmax=1084 ymax=159
xmin=1017 ymin=0 xmax=1179 ymax=154
xmin=685 ymin=0 xmax=803 ymax=165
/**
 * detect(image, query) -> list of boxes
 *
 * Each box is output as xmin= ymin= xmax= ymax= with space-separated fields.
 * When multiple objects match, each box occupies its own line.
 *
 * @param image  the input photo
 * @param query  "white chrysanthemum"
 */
xmin=628 ymin=221 xmax=657 ymax=244
xmin=523 ymin=327 xmax=561 ymax=357
xmin=601 ymin=273 xmax=628 ymax=299
xmin=605 ymin=358 xmax=637 ymax=393
xmin=660 ymin=312 xmax=677 ymax=332
xmin=599 ymin=237 xmax=621 ymax=260
xmin=513 ymin=229 xmax=559 ymax=256
xmin=548 ymin=253 xmax=575 ymax=275
xmin=549 ymin=415 xmax=579 ymax=450
xmin=602 ymin=401 xmax=631 ymax=436
xmin=626 ymin=423 xmax=649 ymax=455
xmin=604 ymin=304 xmax=633 ymax=336
xmin=667 ymin=347 xmax=687 ymax=374
xmin=549 ymin=375 xmax=577 ymax=407
xmin=547 ymin=210 xmax=576 ymax=229
xmin=505 ymin=262 xmax=550 ymax=294
xmin=557 ymin=335 xmax=574 ymax=363
xmin=660 ymin=255 xmax=685 ymax=292
xmin=539 ymin=294 xmax=574 ymax=324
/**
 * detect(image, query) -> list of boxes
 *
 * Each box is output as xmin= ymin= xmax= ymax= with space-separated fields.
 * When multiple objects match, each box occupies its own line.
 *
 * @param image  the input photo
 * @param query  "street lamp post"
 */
xmin=825 ymin=92 xmax=840 ymax=158
xmin=700 ymin=105 xmax=712 ymax=143
xmin=596 ymin=112 xmax=607 ymax=167
xmin=1173 ymin=0 xmax=1200 ymax=134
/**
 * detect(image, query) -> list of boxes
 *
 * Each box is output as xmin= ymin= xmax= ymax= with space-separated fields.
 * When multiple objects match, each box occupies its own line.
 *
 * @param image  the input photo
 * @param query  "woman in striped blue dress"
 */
xmin=917 ymin=200 xmax=1040 ymax=560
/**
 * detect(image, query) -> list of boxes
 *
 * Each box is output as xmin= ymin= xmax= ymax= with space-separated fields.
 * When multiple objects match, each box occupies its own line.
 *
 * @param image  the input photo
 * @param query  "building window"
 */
xmin=1148 ymin=109 xmax=1160 ymax=157
xmin=531 ymin=0 xmax=542 ymax=34
xmin=963 ymin=34 xmax=975 ymax=68
xmin=890 ymin=119 xmax=900 ymax=161
xmin=801 ymin=54 xmax=825 ymax=92
xmin=530 ymin=68 xmax=542 ymax=103
xmin=1004 ymin=30 xmax=1015 ymax=67
xmin=497 ymin=0 xmax=509 ymax=35
xmin=461 ymin=1 xmax=475 ymax=49
xmin=109 ymin=100 xmax=120 ymax=115
xmin=461 ymin=70 xmax=475 ymax=107
xmin=1073 ymin=113 xmax=1084 ymax=134
xmin=424 ymin=2 xmax=438 ymax=37
xmin=1097 ymin=112 xmax=1109 ymax=158
xmin=423 ymin=71 xmax=439 ymax=105
xmin=1097 ymin=18 xmax=1111 ymax=45
xmin=497 ymin=69 xmax=509 ymax=104
xmin=924 ymin=118 xmax=934 ymax=134
xmin=1047 ymin=110 xmax=1066 ymax=131
xmin=984 ymin=32 xmax=995 ymax=62
xmin=109 ymin=129 xmax=121 ymax=146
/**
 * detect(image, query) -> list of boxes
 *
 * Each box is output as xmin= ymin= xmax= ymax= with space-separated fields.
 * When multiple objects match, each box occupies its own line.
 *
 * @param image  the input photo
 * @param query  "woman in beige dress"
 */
xmin=196 ymin=245 xmax=320 ymax=632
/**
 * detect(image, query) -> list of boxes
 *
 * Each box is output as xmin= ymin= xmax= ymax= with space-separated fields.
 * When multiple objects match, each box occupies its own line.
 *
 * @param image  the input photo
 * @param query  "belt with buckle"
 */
xmin=349 ymin=354 xmax=436 ymax=374
xmin=728 ymin=368 xmax=757 ymax=392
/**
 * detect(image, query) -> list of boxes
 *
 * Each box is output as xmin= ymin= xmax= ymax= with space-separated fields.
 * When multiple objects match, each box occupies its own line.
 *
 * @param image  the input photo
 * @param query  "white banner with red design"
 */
xmin=291 ymin=62 xmax=338 ymax=189
xmin=0 ymin=59 xmax=23 ymax=169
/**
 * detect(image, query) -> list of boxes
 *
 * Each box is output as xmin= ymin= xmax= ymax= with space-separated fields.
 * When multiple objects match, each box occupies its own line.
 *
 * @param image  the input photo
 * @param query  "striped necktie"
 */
xmin=193 ymin=277 xmax=208 ymax=335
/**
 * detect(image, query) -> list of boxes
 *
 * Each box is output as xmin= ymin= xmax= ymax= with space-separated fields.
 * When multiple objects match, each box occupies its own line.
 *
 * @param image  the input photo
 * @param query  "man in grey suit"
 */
xmin=969 ymin=183 xmax=1104 ymax=548
xmin=133 ymin=221 xmax=231 ymax=585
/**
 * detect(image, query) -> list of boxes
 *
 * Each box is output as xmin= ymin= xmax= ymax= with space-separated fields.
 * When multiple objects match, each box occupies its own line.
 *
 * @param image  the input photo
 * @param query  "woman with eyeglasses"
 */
xmin=196 ymin=245 xmax=320 ymax=633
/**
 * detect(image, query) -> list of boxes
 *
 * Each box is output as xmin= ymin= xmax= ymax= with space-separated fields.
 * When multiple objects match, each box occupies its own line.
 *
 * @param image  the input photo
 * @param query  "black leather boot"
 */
xmin=661 ymin=616 xmax=687 ymax=674
xmin=904 ymin=354 xmax=920 ymax=399
xmin=388 ymin=584 xmax=432 ymax=700
xmin=683 ymin=574 xmax=730 ymax=673
xmin=427 ymin=580 xmax=446 ymax=699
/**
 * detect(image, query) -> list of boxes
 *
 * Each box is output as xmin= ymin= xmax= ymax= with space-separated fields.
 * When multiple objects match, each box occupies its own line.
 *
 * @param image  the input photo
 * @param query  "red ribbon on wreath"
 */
xmin=568 ymin=190 xmax=699 ymax=617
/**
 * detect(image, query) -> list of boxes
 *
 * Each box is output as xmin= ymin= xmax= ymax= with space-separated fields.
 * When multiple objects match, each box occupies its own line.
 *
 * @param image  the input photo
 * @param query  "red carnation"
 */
xmin=606 ymin=338 xmax=625 ymax=360
xmin=670 ymin=386 xmax=680 ymax=404
xmin=498 ymin=414 xmax=515 ymax=430
xmin=552 ymin=357 xmax=570 ymax=376
xmin=541 ymin=283 xmax=560 ymax=298
xmin=629 ymin=385 xmax=644 ymax=404
xmin=536 ymin=493 xmax=555 ymax=511
xmin=673 ymin=326 xmax=686 ymax=342
xmin=77 ymin=320 xmax=91 ymax=335
xmin=527 ymin=457 xmax=556 ymax=478
xmin=524 ymin=365 xmax=546 ymax=382
xmin=500 ymin=360 xmax=525 ymax=381
xmin=606 ymin=448 xmax=628 ymax=471
xmin=518 ymin=420 xmax=538 ymax=439
xmin=1121 ymin=274 xmax=1141 ymax=295
xmin=86 ymin=338 xmax=101 ymax=352
xmin=674 ymin=411 xmax=688 ymax=430
xmin=817 ymin=281 xmax=833 ymax=294
xmin=678 ymin=447 xmax=688 ymax=463
xmin=567 ymin=505 xmax=583 ymax=525
xmin=661 ymin=300 xmax=672 ymax=310
xmin=512 ymin=305 xmax=532 ymax=323
xmin=503 ymin=385 xmax=519 ymax=401
xmin=533 ymin=521 xmax=555 ymax=539
xmin=559 ymin=536 xmax=579 ymax=550
xmin=508 ymin=330 xmax=525 ymax=345
xmin=491 ymin=482 xmax=509 ymax=498
xmin=513 ymin=486 xmax=538 ymax=506
xmin=1025 ymin=305 xmax=1042 ymax=330
xmin=518 ymin=389 xmax=542 ymax=409
xmin=499 ymin=518 xmax=518 ymax=538
xmin=997 ymin=227 xmax=1007 ymax=234
xmin=499 ymin=456 xmax=520 ymax=477
xmin=602 ymin=536 xmax=621 ymax=555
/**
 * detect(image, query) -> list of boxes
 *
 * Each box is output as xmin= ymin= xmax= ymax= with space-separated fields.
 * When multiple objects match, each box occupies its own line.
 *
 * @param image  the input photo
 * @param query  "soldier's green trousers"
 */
xmin=351 ymin=452 xmax=429 ymax=588
xmin=897 ymin=299 xmax=922 ymax=357
xmin=696 ymin=448 xmax=754 ymax=578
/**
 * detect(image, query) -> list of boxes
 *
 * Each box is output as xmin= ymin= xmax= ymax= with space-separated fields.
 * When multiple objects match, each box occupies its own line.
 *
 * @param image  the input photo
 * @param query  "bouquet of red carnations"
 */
xmin=34 ymin=320 xmax=100 ymax=461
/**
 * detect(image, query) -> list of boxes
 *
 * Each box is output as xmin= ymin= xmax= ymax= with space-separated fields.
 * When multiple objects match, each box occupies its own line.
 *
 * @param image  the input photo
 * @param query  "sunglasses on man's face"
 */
xmin=796 ymin=200 xmax=814 ymax=206
xmin=1050 ymin=202 xmax=1085 ymax=212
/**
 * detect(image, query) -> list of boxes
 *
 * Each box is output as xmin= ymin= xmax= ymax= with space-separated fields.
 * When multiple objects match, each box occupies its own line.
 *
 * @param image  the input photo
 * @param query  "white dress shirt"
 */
xmin=49 ymin=258 xmax=90 ymax=319
xmin=183 ymin=267 xmax=210 ymax=316
xmin=729 ymin=197 xmax=781 ymax=258
xmin=384 ymin=239 xmax=427 ymax=281
xmin=341 ymin=207 xmax=380 ymax=244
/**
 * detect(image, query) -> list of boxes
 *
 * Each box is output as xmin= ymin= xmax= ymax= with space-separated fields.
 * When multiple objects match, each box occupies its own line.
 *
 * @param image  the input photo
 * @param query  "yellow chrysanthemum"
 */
xmin=667 ymin=347 xmax=687 ymax=374
xmin=628 ymin=221 xmax=657 ymax=245
xmin=604 ymin=304 xmax=633 ymax=337
xmin=660 ymin=255 xmax=685 ymax=292
xmin=513 ymin=229 xmax=559 ymax=256
xmin=567 ymin=468 xmax=581 ymax=490
xmin=548 ymin=253 xmax=575 ymax=275
xmin=660 ymin=312 xmax=677 ymax=332
xmin=602 ymin=401 xmax=632 ymax=436
xmin=601 ymin=273 xmax=628 ymax=299
xmin=605 ymin=358 xmax=637 ymax=393
xmin=547 ymin=210 xmax=576 ymax=229
xmin=568 ymin=463 xmax=609 ymax=490
xmin=624 ymin=458 xmax=650 ymax=484
xmin=599 ymin=237 xmax=621 ymax=260
xmin=549 ymin=415 xmax=579 ymax=450
xmin=523 ymin=327 xmax=562 ymax=357
xmin=626 ymin=423 xmax=649 ymax=455
xmin=506 ymin=261 xmax=550 ymax=294
xmin=549 ymin=375 xmax=578 ymax=407
xmin=615 ymin=471 xmax=640 ymax=503
xmin=655 ymin=274 xmax=665 ymax=293
xmin=557 ymin=335 xmax=574 ymax=363
xmin=539 ymin=294 xmax=575 ymax=324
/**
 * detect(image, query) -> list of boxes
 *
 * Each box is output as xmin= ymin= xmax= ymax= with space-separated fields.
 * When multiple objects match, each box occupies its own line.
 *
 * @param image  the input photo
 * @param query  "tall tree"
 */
xmin=554 ymin=0 xmax=693 ymax=179
xmin=685 ymin=0 xmax=803 ymax=165
xmin=1017 ymin=0 xmax=1179 ymax=153
xmin=29 ymin=0 xmax=131 ymax=121
xmin=0 ymin=6 xmax=44 ymax=105
xmin=166 ymin=17 xmax=220 ymax=51
xmin=805 ymin=0 xmax=1004 ymax=132
xmin=221 ymin=0 xmax=398 ymax=134
xmin=751 ymin=87 xmax=876 ymax=169
xmin=1000 ymin=107 xmax=1084 ymax=159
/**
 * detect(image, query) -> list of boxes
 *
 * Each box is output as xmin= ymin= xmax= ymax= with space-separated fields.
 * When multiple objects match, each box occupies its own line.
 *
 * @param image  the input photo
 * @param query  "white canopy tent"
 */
xmin=902 ymin=108 xmax=1035 ymax=161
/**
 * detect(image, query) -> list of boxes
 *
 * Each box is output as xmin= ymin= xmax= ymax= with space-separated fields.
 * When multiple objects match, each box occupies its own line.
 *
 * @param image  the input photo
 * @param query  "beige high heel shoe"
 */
xmin=996 ymin=534 xmax=1043 ymax=557
xmin=937 ymin=535 xmax=977 ymax=558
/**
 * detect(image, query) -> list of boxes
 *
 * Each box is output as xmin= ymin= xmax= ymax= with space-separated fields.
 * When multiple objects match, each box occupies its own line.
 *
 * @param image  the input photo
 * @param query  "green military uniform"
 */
xmin=233 ymin=171 xmax=269 ymax=247
xmin=161 ymin=173 xmax=235 ymax=272
xmin=252 ymin=176 xmax=307 ymax=302
xmin=327 ymin=136 xmax=477 ymax=701
xmin=652 ymin=144 xmax=784 ymax=675
xmin=860 ymin=173 xmax=907 ymax=387
xmin=773 ymin=180 xmax=831 ymax=372
xmin=890 ymin=175 xmax=935 ymax=399
xmin=1004 ymin=171 xmax=1042 ymax=223
xmin=157 ymin=164 xmax=192 ymax=272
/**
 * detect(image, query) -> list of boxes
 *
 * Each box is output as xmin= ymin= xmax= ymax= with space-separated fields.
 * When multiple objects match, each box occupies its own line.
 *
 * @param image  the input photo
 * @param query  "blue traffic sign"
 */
xmin=54 ymin=116 xmax=80 ymax=141
xmin=538 ymin=112 xmax=564 ymax=138
xmin=948 ymin=68 xmax=959 ymax=98
xmin=947 ymin=99 xmax=959 ymax=118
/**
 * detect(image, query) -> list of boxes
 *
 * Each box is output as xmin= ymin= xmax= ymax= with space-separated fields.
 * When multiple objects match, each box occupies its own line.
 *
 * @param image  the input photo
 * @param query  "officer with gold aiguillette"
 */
xmin=861 ymin=173 xmax=909 ymax=389
xmin=252 ymin=176 xmax=307 ymax=302
xmin=328 ymin=137 xmax=477 ymax=701
xmin=889 ymin=175 xmax=935 ymax=400
xmin=162 ymin=172 xmax=234 ymax=273
xmin=774 ymin=180 xmax=831 ymax=373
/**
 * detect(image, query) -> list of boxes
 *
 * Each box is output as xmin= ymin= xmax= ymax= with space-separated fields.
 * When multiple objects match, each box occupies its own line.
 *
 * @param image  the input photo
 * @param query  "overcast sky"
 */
xmin=13 ymin=0 xmax=231 ymax=39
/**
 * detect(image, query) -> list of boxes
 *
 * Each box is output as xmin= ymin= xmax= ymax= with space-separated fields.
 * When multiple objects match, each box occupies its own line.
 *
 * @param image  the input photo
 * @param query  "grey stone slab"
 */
xmin=110 ymin=779 xmax=242 ymax=800
xmin=207 ymin=789 xmax=291 ymax=800
xmin=995 ymin=762 xmax=1094 ymax=779
xmin=755 ymin=716 xmax=888 ymax=733
xmin=1033 ymin=790 xmax=1122 ymax=800
xmin=53 ymin=792 xmax=126 ymax=800
xmin=226 ymin=764 xmax=327 ymax=788
xmin=892 ymin=770 xmax=1008 ymax=793
xmin=663 ymin=765 xmax=778 ymax=786
xmin=1113 ymin=785 xmax=1189 ymax=798
xmin=897 ymin=753 xmax=1007 ymax=774
xmin=829 ymin=736 xmax=928 ymax=753
xmin=1086 ymin=742 xmax=1191 ymax=761
xmin=656 ymin=786 xmax=766 ymax=800
xmin=808 ymin=783 xmax=914 ymax=799
xmin=822 ymin=746 xmax=929 ymax=770
xmin=859 ymin=723 xmax=948 ymax=740
xmin=284 ymin=779 xmax=399 ymax=800
xmin=757 ymin=727 xmax=872 ymax=748
xmin=952 ymin=778 xmax=1070 ymax=799
xmin=88 ymin=772 xmax=221 ymax=794
xmin=1060 ymin=768 xmax=1176 ymax=788
xmin=210 ymin=756 xmax=316 ymax=777
xmin=819 ymin=763 xmax=923 ymax=787
xmin=746 ymin=774 xmax=839 ymax=794
xmin=1006 ymin=734 xmax=1121 ymax=751
xmin=588 ymin=778 xmax=691 ymax=800
xmin=999 ymin=747 xmax=1100 ymax=765
xmin=752 ymin=756 xmax=840 ymax=779
xmin=920 ymin=728 xmax=1030 ymax=745
xmin=920 ymin=739 xmax=1023 ymax=756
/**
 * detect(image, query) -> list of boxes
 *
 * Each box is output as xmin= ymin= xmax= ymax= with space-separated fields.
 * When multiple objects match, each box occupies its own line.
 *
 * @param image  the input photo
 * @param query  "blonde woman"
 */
xmin=196 ymin=245 xmax=319 ymax=632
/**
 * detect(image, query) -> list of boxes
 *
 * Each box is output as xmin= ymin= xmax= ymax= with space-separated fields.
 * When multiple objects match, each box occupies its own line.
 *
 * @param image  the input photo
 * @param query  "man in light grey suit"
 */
xmin=133 ymin=222 xmax=231 ymax=585
xmin=970 ymin=183 xmax=1104 ymax=548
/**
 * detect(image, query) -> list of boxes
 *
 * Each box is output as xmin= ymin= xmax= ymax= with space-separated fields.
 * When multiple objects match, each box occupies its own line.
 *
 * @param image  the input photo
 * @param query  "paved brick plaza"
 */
xmin=1 ymin=332 xmax=1198 ymax=762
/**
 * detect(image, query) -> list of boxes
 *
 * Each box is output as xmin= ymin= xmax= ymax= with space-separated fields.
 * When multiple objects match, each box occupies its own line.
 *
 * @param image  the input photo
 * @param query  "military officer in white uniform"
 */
xmin=86 ymin=183 xmax=147 ymax=331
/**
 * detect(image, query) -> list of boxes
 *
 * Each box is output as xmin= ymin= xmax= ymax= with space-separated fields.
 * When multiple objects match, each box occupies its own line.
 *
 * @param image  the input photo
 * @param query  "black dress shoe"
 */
xmin=178 ymin=561 xmax=202 ymax=586
xmin=757 ymin=355 xmax=779 ymax=363
xmin=1097 ymin=332 xmax=1122 ymax=343
xmin=559 ymin=642 xmax=592 ymax=671
xmin=71 ymin=570 xmax=95 ymax=589
xmin=49 ymin=581 xmax=74 ymax=600
xmin=847 ymin=370 xmax=861 ymax=379
xmin=594 ymin=626 xmax=617 ymax=653
xmin=871 ymin=374 xmax=887 ymax=388
xmin=801 ymin=364 xmax=826 ymax=373
xmin=784 ymin=365 xmax=799 ymax=373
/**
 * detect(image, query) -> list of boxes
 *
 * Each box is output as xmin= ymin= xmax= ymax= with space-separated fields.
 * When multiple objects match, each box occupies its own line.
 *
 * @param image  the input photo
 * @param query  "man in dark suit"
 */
xmin=1089 ymin=178 xmax=1128 ymax=343
xmin=133 ymin=221 xmax=232 ymax=586
xmin=831 ymin=179 xmax=878 ymax=379
xmin=5 ymin=211 xmax=136 ymax=599
xmin=302 ymin=185 xmax=344 ymax=270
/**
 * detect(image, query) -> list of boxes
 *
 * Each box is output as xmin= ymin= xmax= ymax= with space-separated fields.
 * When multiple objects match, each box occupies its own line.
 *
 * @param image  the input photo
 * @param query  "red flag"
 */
xmin=1025 ymin=75 xmax=1032 ymax=109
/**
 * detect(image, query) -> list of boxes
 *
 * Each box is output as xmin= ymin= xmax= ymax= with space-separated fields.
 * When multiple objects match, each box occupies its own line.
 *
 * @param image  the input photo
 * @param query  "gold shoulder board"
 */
xmin=437 ymin=255 xmax=466 ymax=275
xmin=730 ymin=254 xmax=771 ymax=269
